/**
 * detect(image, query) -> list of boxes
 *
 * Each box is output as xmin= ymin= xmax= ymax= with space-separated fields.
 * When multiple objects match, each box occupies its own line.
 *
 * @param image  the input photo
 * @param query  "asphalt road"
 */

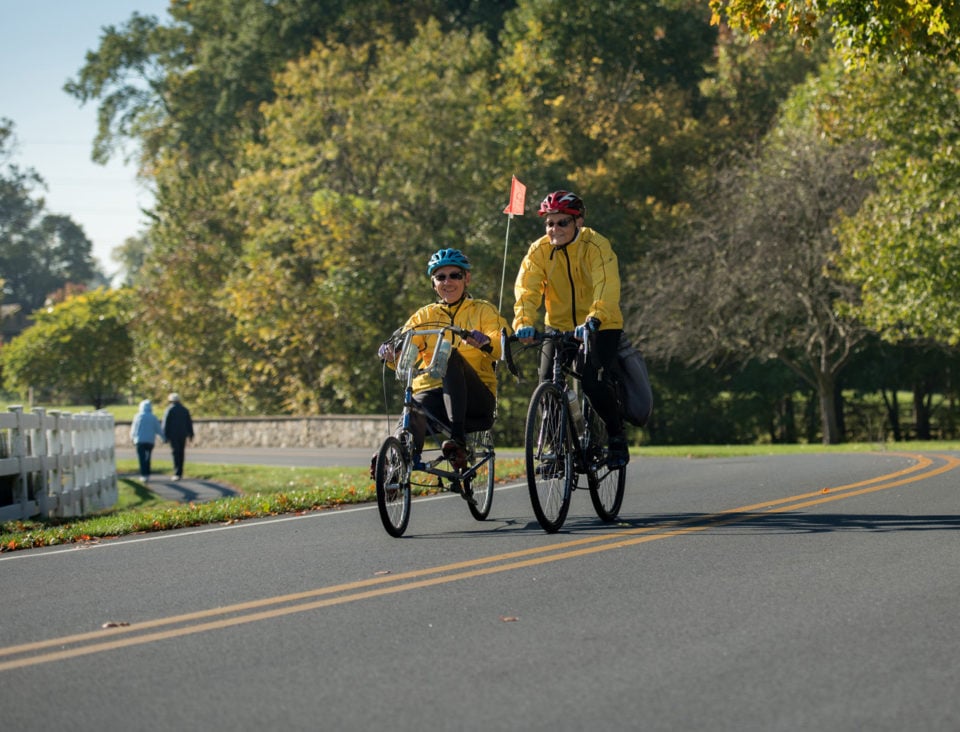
xmin=3 ymin=450 xmax=960 ymax=731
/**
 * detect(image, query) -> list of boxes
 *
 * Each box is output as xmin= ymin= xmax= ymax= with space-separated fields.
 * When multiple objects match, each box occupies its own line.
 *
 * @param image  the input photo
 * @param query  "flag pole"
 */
xmin=498 ymin=213 xmax=512 ymax=314
xmin=499 ymin=175 xmax=526 ymax=315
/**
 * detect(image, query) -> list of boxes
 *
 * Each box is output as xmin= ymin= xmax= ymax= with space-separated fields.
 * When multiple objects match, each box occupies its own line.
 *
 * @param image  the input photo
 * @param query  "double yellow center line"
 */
xmin=2 ymin=451 xmax=956 ymax=672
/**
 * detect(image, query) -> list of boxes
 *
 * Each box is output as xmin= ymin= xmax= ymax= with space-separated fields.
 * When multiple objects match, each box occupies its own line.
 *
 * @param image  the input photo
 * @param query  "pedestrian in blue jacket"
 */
xmin=130 ymin=399 xmax=165 ymax=481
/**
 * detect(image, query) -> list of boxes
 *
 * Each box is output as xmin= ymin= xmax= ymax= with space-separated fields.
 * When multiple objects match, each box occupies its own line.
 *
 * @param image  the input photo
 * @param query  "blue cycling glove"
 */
xmin=574 ymin=317 xmax=601 ymax=340
xmin=516 ymin=326 xmax=536 ymax=340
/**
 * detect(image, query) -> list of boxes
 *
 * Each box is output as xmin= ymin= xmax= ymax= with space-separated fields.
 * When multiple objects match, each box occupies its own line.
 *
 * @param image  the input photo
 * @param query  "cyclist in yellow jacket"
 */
xmin=513 ymin=190 xmax=629 ymax=468
xmin=379 ymin=248 xmax=507 ymax=469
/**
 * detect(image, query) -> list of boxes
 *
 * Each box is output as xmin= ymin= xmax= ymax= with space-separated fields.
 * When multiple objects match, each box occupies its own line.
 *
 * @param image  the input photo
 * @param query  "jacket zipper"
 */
xmin=561 ymin=247 xmax=577 ymax=328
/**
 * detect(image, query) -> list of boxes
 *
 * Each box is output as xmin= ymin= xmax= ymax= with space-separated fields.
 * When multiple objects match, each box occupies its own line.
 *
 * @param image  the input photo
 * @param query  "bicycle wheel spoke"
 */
xmin=586 ymin=407 xmax=626 ymax=521
xmin=526 ymin=383 xmax=572 ymax=533
xmin=465 ymin=430 xmax=494 ymax=521
xmin=375 ymin=436 xmax=411 ymax=537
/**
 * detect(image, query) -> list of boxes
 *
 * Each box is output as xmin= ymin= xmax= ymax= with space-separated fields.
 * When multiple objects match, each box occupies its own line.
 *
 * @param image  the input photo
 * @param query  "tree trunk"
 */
xmin=818 ymin=373 xmax=843 ymax=444
xmin=880 ymin=386 xmax=901 ymax=441
xmin=913 ymin=382 xmax=932 ymax=440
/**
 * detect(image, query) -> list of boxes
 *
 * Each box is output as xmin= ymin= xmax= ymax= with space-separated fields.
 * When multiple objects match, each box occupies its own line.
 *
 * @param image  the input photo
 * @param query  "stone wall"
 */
xmin=116 ymin=415 xmax=391 ymax=449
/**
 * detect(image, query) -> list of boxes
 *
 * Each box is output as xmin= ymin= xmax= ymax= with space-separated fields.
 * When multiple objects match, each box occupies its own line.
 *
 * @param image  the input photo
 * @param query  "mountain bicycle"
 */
xmin=502 ymin=329 xmax=626 ymax=533
xmin=374 ymin=324 xmax=496 ymax=537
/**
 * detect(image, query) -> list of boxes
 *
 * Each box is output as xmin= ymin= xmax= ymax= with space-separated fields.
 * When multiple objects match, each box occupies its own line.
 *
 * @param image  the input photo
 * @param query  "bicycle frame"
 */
xmin=506 ymin=330 xmax=596 ymax=467
xmin=503 ymin=328 xmax=626 ymax=533
xmin=373 ymin=324 xmax=498 ymax=537
xmin=392 ymin=326 xmax=494 ymax=483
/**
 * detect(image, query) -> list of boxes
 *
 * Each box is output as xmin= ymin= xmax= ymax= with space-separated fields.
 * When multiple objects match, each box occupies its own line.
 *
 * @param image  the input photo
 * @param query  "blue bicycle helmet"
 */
xmin=427 ymin=248 xmax=472 ymax=276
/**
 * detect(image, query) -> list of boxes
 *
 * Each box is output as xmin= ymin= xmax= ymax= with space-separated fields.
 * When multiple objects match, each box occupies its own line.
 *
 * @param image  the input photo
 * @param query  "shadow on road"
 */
xmin=598 ymin=511 xmax=960 ymax=534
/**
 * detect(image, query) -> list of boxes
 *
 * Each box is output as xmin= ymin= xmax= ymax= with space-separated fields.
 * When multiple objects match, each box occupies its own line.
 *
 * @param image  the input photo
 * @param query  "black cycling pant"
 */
xmin=539 ymin=329 xmax=624 ymax=438
xmin=407 ymin=349 xmax=496 ymax=452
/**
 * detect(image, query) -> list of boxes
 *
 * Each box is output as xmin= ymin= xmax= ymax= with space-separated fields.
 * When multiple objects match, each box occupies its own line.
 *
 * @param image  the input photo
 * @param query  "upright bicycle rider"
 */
xmin=378 ymin=248 xmax=508 ymax=469
xmin=513 ymin=190 xmax=629 ymax=469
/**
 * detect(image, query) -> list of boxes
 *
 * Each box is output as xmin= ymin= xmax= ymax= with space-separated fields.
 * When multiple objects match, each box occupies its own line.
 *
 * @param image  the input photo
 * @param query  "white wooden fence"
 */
xmin=0 ymin=406 xmax=117 ymax=522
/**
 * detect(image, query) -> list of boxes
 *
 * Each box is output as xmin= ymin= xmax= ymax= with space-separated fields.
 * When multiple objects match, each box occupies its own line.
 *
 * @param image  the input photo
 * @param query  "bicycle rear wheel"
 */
xmin=584 ymin=407 xmax=626 ymax=522
xmin=465 ymin=430 xmax=494 ymax=521
xmin=589 ymin=463 xmax=626 ymax=522
xmin=525 ymin=382 xmax=573 ymax=533
xmin=375 ymin=436 xmax=411 ymax=537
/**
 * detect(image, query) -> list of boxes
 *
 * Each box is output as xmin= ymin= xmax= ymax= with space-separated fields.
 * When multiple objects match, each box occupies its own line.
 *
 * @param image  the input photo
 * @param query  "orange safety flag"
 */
xmin=502 ymin=175 xmax=526 ymax=216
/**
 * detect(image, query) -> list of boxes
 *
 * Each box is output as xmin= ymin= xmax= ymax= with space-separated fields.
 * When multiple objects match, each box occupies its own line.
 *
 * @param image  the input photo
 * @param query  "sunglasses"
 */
xmin=433 ymin=271 xmax=465 ymax=282
xmin=545 ymin=217 xmax=575 ymax=229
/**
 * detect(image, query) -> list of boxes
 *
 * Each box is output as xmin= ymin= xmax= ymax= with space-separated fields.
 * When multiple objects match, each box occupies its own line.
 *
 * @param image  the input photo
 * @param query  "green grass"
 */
xmin=3 ymin=440 xmax=959 ymax=553
xmin=0 ymin=457 xmax=524 ymax=552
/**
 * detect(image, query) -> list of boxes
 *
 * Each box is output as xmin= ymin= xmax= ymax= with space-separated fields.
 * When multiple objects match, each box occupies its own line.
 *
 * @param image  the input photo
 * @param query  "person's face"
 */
xmin=432 ymin=265 xmax=469 ymax=303
xmin=544 ymin=213 xmax=581 ymax=247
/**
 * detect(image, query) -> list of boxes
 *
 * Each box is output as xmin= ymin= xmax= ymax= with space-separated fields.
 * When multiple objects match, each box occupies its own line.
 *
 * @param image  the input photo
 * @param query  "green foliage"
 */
xmin=57 ymin=0 xmax=960 ymax=444
xmin=1 ymin=288 xmax=134 ymax=409
xmin=228 ymin=20 xmax=516 ymax=411
xmin=804 ymin=57 xmax=960 ymax=345
xmin=0 ymin=121 xmax=100 ymax=315
xmin=711 ymin=0 xmax=960 ymax=64
xmin=498 ymin=0 xmax=722 ymax=257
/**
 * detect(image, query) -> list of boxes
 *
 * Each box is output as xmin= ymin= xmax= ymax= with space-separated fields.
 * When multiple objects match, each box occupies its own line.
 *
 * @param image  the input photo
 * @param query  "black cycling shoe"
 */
xmin=442 ymin=439 xmax=469 ymax=471
xmin=607 ymin=435 xmax=630 ymax=469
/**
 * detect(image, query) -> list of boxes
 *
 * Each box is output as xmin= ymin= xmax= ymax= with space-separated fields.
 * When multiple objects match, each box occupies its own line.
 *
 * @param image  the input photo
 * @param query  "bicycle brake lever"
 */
xmin=501 ymin=328 xmax=522 ymax=381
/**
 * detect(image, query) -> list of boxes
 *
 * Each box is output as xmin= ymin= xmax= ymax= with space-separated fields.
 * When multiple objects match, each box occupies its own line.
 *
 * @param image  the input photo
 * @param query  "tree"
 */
xmin=810 ymin=57 xmax=960 ymax=346
xmin=66 ymin=1 xmax=524 ymax=413
xmin=110 ymin=231 xmax=151 ymax=286
xmin=497 ymin=0 xmax=722 ymax=258
xmin=710 ymin=0 xmax=960 ymax=63
xmin=226 ymin=20 xmax=515 ymax=412
xmin=0 ymin=120 xmax=101 ymax=317
xmin=637 ymin=90 xmax=875 ymax=443
xmin=1 ymin=289 xmax=134 ymax=409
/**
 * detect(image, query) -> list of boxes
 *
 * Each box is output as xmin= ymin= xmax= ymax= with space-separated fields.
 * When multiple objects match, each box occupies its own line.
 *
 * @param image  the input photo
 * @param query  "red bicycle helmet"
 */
xmin=538 ymin=190 xmax=585 ymax=217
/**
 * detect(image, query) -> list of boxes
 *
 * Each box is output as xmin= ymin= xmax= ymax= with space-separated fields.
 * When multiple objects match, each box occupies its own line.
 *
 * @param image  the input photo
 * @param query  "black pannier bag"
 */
xmin=617 ymin=334 xmax=653 ymax=427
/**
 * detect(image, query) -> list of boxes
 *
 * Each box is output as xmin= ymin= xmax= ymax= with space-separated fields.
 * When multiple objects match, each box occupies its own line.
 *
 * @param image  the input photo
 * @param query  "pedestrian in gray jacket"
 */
xmin=130 ymin=399 xmax=165 ymax=481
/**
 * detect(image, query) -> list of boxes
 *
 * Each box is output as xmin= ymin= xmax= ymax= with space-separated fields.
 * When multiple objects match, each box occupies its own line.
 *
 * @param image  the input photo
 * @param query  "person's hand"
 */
xmin=467 ymin=329 xmax=491 ymax=348
xmin=516 ymin=326 xmax=536 ymax=343
xmin=574 ymin=317 xmax=601 ymax=341
xmin=378 ymin=342 xmax=395 ymax=362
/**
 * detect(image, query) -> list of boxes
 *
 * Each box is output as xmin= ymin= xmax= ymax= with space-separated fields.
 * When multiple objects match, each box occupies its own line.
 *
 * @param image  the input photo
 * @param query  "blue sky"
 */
xmin=2 ymin=0 xmax=170 ymax=275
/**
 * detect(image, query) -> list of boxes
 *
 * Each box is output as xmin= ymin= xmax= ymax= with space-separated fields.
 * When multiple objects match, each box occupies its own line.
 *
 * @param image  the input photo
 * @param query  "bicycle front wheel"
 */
xmin=375 ymin=436 xmax=411 ymax=537
xmin=465 ymin=430 xmax=494 ymax=521
xmin=525 ymin=382 xmax=573 ymax=533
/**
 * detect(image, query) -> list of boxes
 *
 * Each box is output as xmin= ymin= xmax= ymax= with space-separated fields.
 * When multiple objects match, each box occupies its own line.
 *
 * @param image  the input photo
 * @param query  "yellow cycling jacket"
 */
xmin=512 ymin=226 xmax=624 ymax=333
xmin=398 ymin=297 xmax=508 ymax=395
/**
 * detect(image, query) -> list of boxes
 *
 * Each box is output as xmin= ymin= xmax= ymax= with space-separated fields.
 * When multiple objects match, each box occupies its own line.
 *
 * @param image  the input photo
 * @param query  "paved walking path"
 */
xmin=121 ymin=473 xmax=238 ymax=504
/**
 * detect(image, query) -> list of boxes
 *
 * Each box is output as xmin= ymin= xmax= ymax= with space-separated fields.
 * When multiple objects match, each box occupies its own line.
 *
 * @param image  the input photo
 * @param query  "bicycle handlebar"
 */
xmin=384 ymin=323 xmax=491 ymax=380
xmin=500 ymin=328 xmax=595 ymax=382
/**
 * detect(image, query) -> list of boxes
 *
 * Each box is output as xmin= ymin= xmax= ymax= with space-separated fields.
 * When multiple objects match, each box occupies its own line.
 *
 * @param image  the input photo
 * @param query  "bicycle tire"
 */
xmin=589 ymin=463 xmax=626 ymax=522
xmin=465 ymin=430 xmax=494 ymax=521
xmin=585 ymin=407 xmax=626 ymax=522
xmin=375 ymin=436 xmax=411 ymax=537
xmin=525 ymin=382 xmax=573 ymax=533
